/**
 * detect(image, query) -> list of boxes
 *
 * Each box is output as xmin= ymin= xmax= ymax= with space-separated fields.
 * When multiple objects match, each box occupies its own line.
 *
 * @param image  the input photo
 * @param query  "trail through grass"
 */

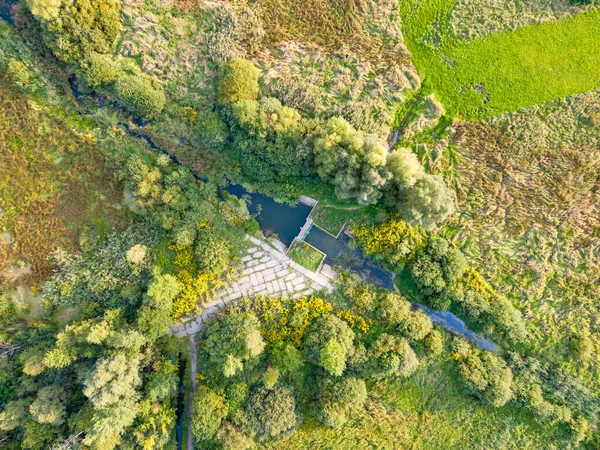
xmin=400 ymin=1 xmax=600 ymax=118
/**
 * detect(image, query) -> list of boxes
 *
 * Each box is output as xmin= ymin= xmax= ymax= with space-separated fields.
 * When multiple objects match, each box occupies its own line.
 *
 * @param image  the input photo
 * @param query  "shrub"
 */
xmin=423 ymin=330 xmax=443 ymax=355
xmin=217 ymin=58 xmax=259 ymax=105
xmin=115 ymin=74 xmax=166 ymax=119
xmin=195 ymin=228 xmax=231 ymax=275
xmin=191 ymin=387 xmax=228 ymax=440
xmin=353 ymin=218 xmax=425 ymax=270
xmin=246 ymin=386 xmax=298 ymax=441
xmin=303 ymin=315 xmax=355 ymax=375
xmin=457 ymin=350 xmax=514 ymax=407
xmin=398 ymin=174 xmax=455 ymax=231
xmin=263 ymin=367 xmax=280 ymax=388
xmin=7 ymin=59 xmax=31 ymax=85
xmin=26 ymin=0 xmax=121 ymax=63
xmin=81 ymin=53 xmax=117 ymax=87
xmin=196 ymin=108 xmax=228 ymax=149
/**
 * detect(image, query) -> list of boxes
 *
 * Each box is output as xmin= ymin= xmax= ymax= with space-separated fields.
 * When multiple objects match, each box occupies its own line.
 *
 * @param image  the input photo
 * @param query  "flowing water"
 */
xmin=67 ymin=74 xmax=498 ymax=356
xmin=0 ymin=0 xmax=16 ymax=26
xmin=175 ymin=355 xmax=186 ymax=450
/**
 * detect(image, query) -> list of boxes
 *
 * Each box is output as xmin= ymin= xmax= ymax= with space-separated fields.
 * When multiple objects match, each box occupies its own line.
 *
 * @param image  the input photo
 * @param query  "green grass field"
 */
xmin=287 ymin=241 xmax=325 ymax=272
xmin=399 ymin=1 xmax=600 ymax=118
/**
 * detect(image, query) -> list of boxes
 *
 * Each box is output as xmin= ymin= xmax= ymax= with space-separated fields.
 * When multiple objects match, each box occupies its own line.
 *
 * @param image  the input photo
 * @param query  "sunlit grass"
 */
xmin=400 ymin=1 xmax=600 ymax=118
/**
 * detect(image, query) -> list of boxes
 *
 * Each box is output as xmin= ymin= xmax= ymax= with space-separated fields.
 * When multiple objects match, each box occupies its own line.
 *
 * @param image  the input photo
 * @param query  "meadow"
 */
xmin=399 ymin=0 xmax=600 ymax=118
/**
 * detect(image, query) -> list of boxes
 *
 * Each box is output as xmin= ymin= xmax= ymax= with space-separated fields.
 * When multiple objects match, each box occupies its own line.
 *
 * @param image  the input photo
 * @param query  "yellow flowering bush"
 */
xmin=336 ymin=310 xmax=371 ymax=334
xmin=352 ymin=217 xmax=425 ymax=269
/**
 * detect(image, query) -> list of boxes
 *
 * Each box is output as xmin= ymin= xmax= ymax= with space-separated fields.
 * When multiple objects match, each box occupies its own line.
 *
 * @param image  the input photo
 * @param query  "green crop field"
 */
xmin=400 ymin=0 xmax=600 ymax=118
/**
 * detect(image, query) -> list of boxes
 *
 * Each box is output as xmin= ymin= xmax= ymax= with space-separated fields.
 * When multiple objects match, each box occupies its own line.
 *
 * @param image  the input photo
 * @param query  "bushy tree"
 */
xmin=457 ymin=349 xmax=514 ymax=407
xmin=313 ymin=117 xmax=390 ymax=205
xmin=398 ymin=174 xmax=455 ymax=231
xmin=115 ymin=74 xmax=166 ymax=119
xmin=226 ymin=382 xmax=249 ymax=413
xmin=218 ymin=58 xmax=259 ymax=105
xmin=83 ymin=354 xmax=141 ymax=408
xmin=423 ymin=330 xmax=444 ymax=355
xmin=137 ymin=272 xmax=181 ymax=338
xmin=320 ymin=339 xmax=348 ymax=376
xmin=216 ymin=411 xmax=255 ymax=450
xmin=377 ymin=291 xmax=411 ymax=327
xmin=204 ymin=312 xmax=265 ymax=378
xmin=268 ymin=342 xmax=303 ymax=373
xmin=83 ymin=398 xmax=140 ymax=449
xmin=191 ymin=387 xmax=228 ymax=441
xmin=81 ymin=53 xmax=118 ymax=87
xmin=29 ymin=386 xmax=66 ymax=425
xmin=410 ymin=236 xmax=466 ymax=309
xmin=0 ymin=399 xmax=29 ymax=431
xmin=315 ymin=376 xmax=367 ymax=428
xmin=246 ymin=386 xmax=298 ymax=441
xmin=303 ymin=315 xmax=355 ymax=376
xmin=229 ymin=97 xmax=309 ymax=180
xmin=387 ymin=147 xmax=425 ymax=188
xmin=26 ymin=0 xmax=121 ymax=63
xmin=397 ymin=310 xmax=432 ymax=341
xmin=359 ymin=334 xmax=419 ymax=379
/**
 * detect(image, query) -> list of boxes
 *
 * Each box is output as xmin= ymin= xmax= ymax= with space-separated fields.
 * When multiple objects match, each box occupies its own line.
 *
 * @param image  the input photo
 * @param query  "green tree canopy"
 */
xmin=191 ymin=386 xmax=228 ymax=441
xmin=218 ymin=58 xmax=259 ymax=105
xmin=115 ymin=74 xmax=166 ymax=119
xmin=246 ymin=386 xmax=298 ymax=441
xmin=304 ymin=314 xmax=355 ymax=376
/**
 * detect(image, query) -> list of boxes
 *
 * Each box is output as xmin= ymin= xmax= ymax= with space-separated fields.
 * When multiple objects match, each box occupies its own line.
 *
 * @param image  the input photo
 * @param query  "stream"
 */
xmin=66 ymin=77 xmax=498 ymax=352
xmin=175 ymin=354 xmax=186 ymax=450
xmin=0 ymin=0 xmax=15 ymax=26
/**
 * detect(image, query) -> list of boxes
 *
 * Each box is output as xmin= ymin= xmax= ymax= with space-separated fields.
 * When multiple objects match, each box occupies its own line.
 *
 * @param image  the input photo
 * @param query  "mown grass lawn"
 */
xmin=399 ymin=0 xmax=600 ymax=118
xmin=287 ymin=241 xmax=325 ymax=272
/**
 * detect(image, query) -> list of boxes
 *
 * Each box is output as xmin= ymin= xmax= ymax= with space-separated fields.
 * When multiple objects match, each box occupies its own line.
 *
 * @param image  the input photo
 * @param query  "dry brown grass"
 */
xmin=453 ymin=121 xmax=600 ymax=238
xmin=447 ymin=93 xmax=600 ymax=379
xmin=0 ymin=78 xmax=128 ymax=281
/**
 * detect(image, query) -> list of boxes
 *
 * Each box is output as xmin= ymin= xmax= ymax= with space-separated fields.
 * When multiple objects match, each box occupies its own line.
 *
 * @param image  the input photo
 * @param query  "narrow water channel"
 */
xmin=175 ymin=354 xmax=186 ymax=450
xmin=66 ymin=72 xmax=497 ymax=352
xmin=0 ymin=0 xmax=16 ymax=26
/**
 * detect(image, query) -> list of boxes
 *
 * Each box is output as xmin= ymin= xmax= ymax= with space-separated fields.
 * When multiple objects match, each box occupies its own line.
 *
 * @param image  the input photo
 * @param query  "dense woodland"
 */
xmin=1 ymin=0 xmax=599 ymax=449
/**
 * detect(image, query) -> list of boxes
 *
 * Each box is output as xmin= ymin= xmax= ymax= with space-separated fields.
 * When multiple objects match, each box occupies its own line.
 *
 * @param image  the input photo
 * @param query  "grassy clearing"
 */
xmin=400 ymin=0 xmax=600 ymax=118
xmin=310 ymin=204 xmax=377 ymax=237
xmin=287 ymin=241 xmax=325 ymax=272
xmin=296 ymin=180 xmax=382 ymax=234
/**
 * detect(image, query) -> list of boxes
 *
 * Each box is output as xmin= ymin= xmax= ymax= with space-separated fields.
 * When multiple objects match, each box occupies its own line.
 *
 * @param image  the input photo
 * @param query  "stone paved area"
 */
xmin=169 ymin=235 xmax=337 ymax=338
